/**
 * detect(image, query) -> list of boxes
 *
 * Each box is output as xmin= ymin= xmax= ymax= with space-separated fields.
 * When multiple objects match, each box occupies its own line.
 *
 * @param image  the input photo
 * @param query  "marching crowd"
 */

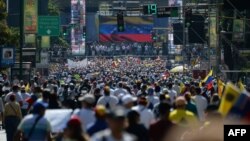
xmin=0 ymin=57 xmax=249 ymax=141
xmin=86 ymin=42 xmax=161 ymax=56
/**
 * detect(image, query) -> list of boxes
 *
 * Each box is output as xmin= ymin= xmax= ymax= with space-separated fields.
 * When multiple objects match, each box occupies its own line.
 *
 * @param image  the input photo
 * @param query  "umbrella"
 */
xmin=170 ymin=66 xmax=188 ymax=73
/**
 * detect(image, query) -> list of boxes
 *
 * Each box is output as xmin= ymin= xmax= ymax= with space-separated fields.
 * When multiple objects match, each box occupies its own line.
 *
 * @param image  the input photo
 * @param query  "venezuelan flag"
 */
xmin=218 ymin=82 xmax=241 ymax=117
xmin=238 ymin=79 xmax=245 ymax=91
xmin=99 ymin=16 xmax=153 ymax=42
xmin=201 ymin=70 xmax=214 ymax=90
xmin=230 ymin=90 xmax=250 ymax=120
xmin=217 ymin=79 xmax=225 ymax=98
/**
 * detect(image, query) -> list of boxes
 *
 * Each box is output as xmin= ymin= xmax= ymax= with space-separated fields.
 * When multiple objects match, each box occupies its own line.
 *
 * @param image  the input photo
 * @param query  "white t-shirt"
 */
xmin=20 ymin=92 xmax=31 ymax=109
xmin=147 ymin=96 xmax=160 ymax=107
xmin=113 ymin=88 xmax=128 ymax=97
xmin=97 ymin=95 xmax=119 ymax=110
xmin=5 ymin=91 xmax=23 ymax=103
xmin=194 ymin=95 xmax=208 ymax=121
xmin=132 ymin=105 xmax=155 ymax=129
xmin=168 ymin=89 xmax=177 ymax=104
xmin=73 ymin=108 xmax=96 ymax=131
xmin=90 ymin=129 xmax=136 ymax=141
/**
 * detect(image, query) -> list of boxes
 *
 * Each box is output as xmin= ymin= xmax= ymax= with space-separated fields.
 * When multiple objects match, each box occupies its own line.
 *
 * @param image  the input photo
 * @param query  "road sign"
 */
xmin=143 ymin=4 xmax=157 ymax=15
xmin=38 ymin=16 xmax=60 ymax=36
xmin=157 ymin=7 xmax=178 ymax=17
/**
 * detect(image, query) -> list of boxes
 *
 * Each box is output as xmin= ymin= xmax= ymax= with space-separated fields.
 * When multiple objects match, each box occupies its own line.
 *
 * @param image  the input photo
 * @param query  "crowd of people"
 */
xmin=0 ymin=56 xmax=249 ymax=141
xmin=86 ymin=42 xmax=162 ymax=56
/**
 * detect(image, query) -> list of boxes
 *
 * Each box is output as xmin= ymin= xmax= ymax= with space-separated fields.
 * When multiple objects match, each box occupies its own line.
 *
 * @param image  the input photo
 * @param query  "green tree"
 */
xmin=0 ymin=0 xmax=19 ymax=47
xmin=0 ymin=0 xmax=11 ymax=46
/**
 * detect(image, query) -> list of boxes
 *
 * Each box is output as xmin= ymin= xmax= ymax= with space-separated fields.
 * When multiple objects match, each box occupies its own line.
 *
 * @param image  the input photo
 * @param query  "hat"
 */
xmin=175 ymin=96 xmax=187 ymax=106
xmin=78 ymin=94 xmax=95 ymax=104
xmin=33 ymin=100 xmax=48 ymax=113
xmin=94 ymin=105 xmax=107 ymax=117
xmin=122 ymin=95 xmax=137 ymax=105
xmin=107 ymin=106 xmax=126 ymax=120
xmin=161 ymin=88 xmax=169 ymax=94
xmin=67 ymin=115 xmax=81 ymax=128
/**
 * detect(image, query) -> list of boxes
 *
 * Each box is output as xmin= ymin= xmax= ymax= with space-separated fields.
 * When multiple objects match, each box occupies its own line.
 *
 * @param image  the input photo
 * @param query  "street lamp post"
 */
xmin=19 ymin=0 xmax=24 ymax=80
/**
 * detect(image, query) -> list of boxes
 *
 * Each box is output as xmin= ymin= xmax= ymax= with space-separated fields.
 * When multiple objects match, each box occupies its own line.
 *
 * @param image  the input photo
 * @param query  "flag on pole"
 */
xmin=202 ymin=70 xmax=213 ymax=83
xmin=217 ymin=79 xmax=225 ymax=98
xmin=218 ymin=82 xmax=241 ymax=117
xmin=201 ymin=70 xmax=214 ymax=90
xmin=229 ymin=90 xmax=250 ymax=121
xmin=25 ymin=83 xmax=30 ymax=92
xmin=238 ymin=79 xmax=245 ymax=91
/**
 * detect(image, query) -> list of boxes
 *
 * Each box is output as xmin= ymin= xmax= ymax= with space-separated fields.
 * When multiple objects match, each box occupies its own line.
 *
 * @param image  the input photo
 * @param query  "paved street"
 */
xmin=0 ymin=130 xmax=6 ymax=141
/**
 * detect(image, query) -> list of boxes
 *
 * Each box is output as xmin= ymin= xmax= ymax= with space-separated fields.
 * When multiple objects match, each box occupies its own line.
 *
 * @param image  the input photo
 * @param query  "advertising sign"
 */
xmin=24 ymin=0 xmax=38 ymax=34
xmin=0 ymin=47 xmax=15 ymax=67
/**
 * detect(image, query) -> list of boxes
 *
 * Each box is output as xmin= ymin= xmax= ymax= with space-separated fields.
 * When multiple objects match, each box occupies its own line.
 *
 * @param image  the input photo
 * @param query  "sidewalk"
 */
xmin=0 ymin=129 xmax=6 ymax=141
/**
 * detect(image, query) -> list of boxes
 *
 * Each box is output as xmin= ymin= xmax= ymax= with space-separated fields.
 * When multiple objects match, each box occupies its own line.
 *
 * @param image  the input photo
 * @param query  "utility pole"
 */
xmin=182 ymin=0 xmax=186 ymax=73
xmin=19 ymin=0 xmax=24 ymax=80
xmin=216 ymin=1 xmax=222 ymax=76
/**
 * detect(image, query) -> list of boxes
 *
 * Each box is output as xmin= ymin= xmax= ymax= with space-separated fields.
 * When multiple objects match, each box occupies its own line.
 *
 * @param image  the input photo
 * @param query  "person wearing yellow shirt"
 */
xmin=3 ymin=94 xmax=22 ymax=141
xmin=169 ymin=96 xmax=198 ymax=128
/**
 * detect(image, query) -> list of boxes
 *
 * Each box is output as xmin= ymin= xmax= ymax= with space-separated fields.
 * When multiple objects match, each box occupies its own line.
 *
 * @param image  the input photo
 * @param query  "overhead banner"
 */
xmin=24 ymin=0 xmax=38 ymax=34
xmin=209 ymin=17 xmax=217 ymax=48
xmin=233 ymin=19 xmax=244 ymax=41
xmin=67 ymin=58 xmax=88 ymax=69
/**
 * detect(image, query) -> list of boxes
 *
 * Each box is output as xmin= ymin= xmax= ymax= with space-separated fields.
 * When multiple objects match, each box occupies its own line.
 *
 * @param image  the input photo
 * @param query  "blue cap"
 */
xmin=33 ymin=100 xmax=48 ymax=113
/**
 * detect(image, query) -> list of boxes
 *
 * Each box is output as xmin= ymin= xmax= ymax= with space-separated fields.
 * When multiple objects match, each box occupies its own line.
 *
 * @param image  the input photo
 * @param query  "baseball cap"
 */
xmin=107 ymin=106 xmax=126 ymax=120
xmin=33 ymin=100 xmax=48 ymax=113
xmin=78 ymin=94 xmax=95 ymax=104
xmin=67 ymin=115 xmax=81 ymax=128
xmin=122 ymin=95 xmax=137 ymax=105
xmin=94 ymin=105 xmax=107 ymax=117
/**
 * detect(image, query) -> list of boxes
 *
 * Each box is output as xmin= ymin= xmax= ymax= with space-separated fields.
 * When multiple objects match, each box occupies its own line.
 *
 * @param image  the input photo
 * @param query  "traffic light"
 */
xmin=151 ymin=31 xmax=157 ymax=42
xmin=82 ymin=26 xmax=86 ymax=38
xmin=117 ymin=12 xmax=125 ymax=32
xmin=62 ymin=26 xmax=68 ymax=36
xmin=185 ymin=8 xmax=192 ymax=27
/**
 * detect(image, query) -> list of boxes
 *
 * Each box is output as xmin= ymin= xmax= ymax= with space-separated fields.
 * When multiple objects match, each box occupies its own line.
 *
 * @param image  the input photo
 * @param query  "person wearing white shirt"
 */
xmin=5 ymin=85 xmax=23 ymax=106
xmin=173 ymin=80 xmax=181 ymax=95
xmin=20 ymin=86 xmax=31 ymax=116
xmin=113 ymin=82 xmax=127 ymax=97
xmin=97 ymin=86 xmax=119 ymax=110
xmin=73 ymin=94 xmax=96 ymax=132
xmin=132 ymin=96 xmax=154 ymax=129
xmin=194 ymin=87 xmax=208 ymax=121
xmin=90 ymin=106 xmax=136 ymax=141
xmin=146 ymin=88 xmax=159 ymax=110
xmin=167 ymin=83 xmax=177 ymax=104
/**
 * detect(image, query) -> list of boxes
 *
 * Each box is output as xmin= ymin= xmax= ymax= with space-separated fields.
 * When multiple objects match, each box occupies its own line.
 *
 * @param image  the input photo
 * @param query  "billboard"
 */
xmin=24 ymin=0 xmax=38 ymax=34
xmin=0 ymin=47 xmax=15 ymax=67
xmin=99 ymin=16 xmax=153 ymax=42
xmin=71 ymin=0 xmax=86 ymax=55
xmin=233 ymin=19 xmax=244 ymax=41
xmin=209 ymin=17 xmax=217 ymax=48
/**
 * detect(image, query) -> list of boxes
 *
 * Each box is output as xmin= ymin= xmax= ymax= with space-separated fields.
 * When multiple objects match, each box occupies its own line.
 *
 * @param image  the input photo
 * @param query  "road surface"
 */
xmin=0 ymin=129 xmax=6 ymax=141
